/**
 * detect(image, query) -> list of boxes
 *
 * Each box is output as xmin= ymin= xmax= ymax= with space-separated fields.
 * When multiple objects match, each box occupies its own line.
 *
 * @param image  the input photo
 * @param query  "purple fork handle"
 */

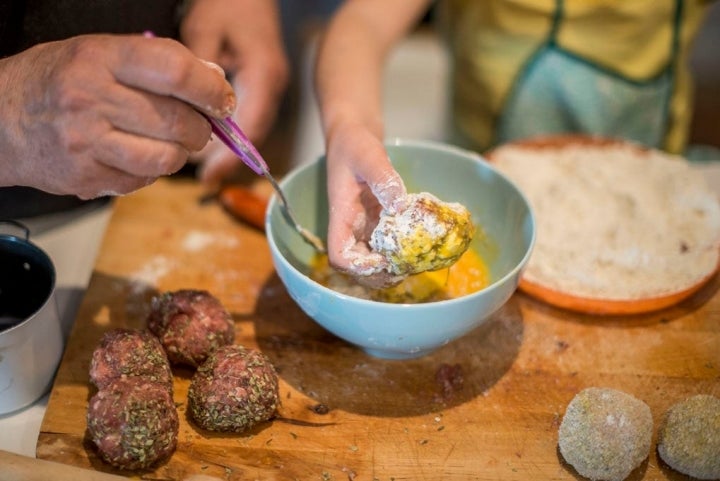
xmin=206 ymin=116 xmax=269 ymax=176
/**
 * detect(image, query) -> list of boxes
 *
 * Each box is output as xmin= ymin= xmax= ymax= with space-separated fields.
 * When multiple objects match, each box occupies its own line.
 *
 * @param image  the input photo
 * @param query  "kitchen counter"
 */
xmin=29 ymin=164 xmax=720 ymax=481
xmin=1 ymin=29 xmax=719 ymax=467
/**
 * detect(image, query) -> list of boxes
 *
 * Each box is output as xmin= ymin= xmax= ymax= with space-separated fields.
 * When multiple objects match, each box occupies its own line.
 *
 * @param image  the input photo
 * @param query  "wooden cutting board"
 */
xmin=37 ymin=177 xmax=720 ymax=481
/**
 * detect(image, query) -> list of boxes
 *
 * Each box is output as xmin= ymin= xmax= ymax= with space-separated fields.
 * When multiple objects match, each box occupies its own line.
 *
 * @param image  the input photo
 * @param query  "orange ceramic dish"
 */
xmin=517 ymin=270 xmax=717 ymax=315
xmin=487 ymin=134 xmax=720 ymax=315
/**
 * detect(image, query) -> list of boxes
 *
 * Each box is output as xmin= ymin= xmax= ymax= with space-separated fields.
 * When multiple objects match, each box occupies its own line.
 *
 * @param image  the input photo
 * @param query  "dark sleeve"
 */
xmin=1 ymin=0 xmax=182 ymax=56
xmin=0 ymin=0 xmax=183 ymax=218
xmin=0 ymin=0 xmax=27 ymax=57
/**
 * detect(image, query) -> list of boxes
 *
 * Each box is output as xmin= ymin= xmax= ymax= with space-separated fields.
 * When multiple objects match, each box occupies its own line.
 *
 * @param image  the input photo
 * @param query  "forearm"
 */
xmin=314 ymin=0 xmax=430 ymax=141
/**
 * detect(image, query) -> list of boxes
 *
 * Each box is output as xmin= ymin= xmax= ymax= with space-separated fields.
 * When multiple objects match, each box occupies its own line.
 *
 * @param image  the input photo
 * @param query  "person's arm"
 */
xmin=314 ymin=0 xmax=431 ymax=288
xmin=180 ymin=0 xmax=289 ymax=185
xmin=0 ymin=34 xmax=235 ymax=199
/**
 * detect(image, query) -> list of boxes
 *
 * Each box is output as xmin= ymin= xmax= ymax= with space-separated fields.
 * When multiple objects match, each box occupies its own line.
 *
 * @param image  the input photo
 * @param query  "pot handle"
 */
xmin=0 ymin=220 xmax=31 ymax=241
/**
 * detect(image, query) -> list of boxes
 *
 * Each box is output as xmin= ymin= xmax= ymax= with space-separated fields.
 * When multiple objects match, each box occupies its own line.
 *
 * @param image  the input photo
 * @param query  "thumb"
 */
xmin=369 ymin=169 xmax=407 ymax=215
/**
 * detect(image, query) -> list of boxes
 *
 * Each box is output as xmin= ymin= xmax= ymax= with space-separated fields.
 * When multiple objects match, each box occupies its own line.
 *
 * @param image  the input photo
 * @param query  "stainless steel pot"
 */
xmin=0 ymin=220 xmax=63 ymax=414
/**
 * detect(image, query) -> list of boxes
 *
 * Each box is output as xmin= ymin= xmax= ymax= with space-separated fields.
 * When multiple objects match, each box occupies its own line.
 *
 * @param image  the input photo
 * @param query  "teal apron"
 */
xmin=496 ymin=0 xmax=682 ymax=149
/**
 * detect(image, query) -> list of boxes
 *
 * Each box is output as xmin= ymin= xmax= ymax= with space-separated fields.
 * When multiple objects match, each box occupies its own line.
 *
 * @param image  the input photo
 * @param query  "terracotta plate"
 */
xmin=487 ymin=134 xmax=720 ymax=315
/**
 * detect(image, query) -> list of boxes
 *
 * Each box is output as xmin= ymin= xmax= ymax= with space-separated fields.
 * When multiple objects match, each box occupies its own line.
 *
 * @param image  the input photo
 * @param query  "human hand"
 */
xmin=325 ymin=123 xmax=408 ymax=289
xmin=0 ymin=34 xmax=236 ymax=199
xmin=180 ymin=0 xmax=289 ymax=186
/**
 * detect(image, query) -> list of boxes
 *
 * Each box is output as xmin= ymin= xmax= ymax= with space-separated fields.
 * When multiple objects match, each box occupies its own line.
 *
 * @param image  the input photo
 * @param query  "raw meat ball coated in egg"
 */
xmin=147 ymin=289 xmax=234 ymax=367
xmin=87 ymin=377 xmax=179 ymax=470
xmin=558 ymin=387 xmax=653 ymax=481
xmin=89 ymin=328 xmax=173 ymax=391
xmin=188 ymin=345 xmax=279 ymax=433
xmin=370 ymin=192 xmax=474 ymax=277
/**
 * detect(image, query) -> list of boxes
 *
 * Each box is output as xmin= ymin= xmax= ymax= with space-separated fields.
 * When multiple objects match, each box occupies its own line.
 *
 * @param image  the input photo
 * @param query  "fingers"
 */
xmin=326 ymin=156 xmax=404 ymax=288
xmin=178 ymin=0 xmax=223 ymax=63
xmin=327 ymin=231 xmax=405 ymax=289
xmin=352 ymin=150 xmax=407 ymax=214
xmin=97 ymin=82 xmax=212 ymax=152
xmin=46 ymin=59 xmax=210 ymax=177
xmin=224 ymin=22 xmax=289 ymax=142
xmin=58 ymin=36 xmax=219 ymax=176
xmin=39 ymin=125 xmax=186 ymax=199
xmin=328 ymin=128 xmax=407 ymax=212
xmin=75 ymin=174 xmax=157 ymax=200
xmin=0 ymin=34 xmax=234 ymax=200
xmin=357 ymin=272 xmax=406 ymax=289
xmin=231 ymin=67 xmax=286 ymax=143
xmin=180 ymin=25 xmax=221 ymax=66
xmin=54 ymin=128 xmax=188 ymax=198
xmin=110 ymin=35 xmax=236 ymax=119
xmin=95 ymin=129 xmax=189 ymax=178
xmin=323 ymin=127 xmax=412 ymax=287
xmin=49 ymin=157 xmax=158 ymax=200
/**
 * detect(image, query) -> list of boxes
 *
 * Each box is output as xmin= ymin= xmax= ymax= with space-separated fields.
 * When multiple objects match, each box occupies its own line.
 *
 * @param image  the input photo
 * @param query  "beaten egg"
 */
xmin=310 ymin=248 xmax=491 ymax=304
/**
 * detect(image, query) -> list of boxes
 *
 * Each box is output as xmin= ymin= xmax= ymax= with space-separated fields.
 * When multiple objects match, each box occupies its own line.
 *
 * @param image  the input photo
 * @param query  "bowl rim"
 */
xmin=265 ymin=138 xmax=536 ymax=309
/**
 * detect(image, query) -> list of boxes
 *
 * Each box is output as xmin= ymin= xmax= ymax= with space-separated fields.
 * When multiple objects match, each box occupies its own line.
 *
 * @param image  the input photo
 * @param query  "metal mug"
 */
xmin=0 ymin=220 xmax=63 ymax=414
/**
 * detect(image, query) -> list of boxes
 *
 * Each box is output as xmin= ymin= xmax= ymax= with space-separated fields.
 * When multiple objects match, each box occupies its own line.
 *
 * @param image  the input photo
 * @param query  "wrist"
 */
xmin=322 ymin=104 xmax=384 ymax=146
xmin=0 ymin=56 xmax=26 ymax=187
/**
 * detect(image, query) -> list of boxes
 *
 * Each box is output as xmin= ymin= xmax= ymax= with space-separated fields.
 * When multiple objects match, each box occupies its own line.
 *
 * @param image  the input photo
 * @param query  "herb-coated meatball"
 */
xmin=147 ymin=289 xmax=234 ymax=367
xmin=188 ymin=345 xmax=279 ymax=432
xmin=89 ymin=328 xmax=172 ymax=391
xmin=87 ymin=377 xmax=178 ymax=470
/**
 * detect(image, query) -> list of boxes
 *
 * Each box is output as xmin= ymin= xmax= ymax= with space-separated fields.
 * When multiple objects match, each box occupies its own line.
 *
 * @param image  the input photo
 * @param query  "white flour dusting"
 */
xmin=371 ymin=193 xmax=449 ymax=253
xmin=182 ymin=230 xmax=239 ymax=252
xmin=129 ymin=255 xmax=175 ymax=292
xmin=371 ymin=173 xmax=407 ymax=214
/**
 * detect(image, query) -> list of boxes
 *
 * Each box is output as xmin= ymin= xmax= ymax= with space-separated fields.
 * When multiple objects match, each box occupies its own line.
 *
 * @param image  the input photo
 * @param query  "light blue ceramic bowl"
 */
xmin=266 ymin=139 xmax=534 ymax=359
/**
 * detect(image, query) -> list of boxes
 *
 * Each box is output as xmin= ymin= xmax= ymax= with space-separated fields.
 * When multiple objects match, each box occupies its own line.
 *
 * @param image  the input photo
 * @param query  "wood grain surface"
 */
xmin=37 ymin=177 xmax=720 ymax=481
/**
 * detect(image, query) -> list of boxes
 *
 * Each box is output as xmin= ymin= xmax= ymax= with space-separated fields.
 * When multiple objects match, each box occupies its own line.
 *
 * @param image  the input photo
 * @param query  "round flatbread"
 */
xmin=488 ymin=135 xmax=720 ymax=314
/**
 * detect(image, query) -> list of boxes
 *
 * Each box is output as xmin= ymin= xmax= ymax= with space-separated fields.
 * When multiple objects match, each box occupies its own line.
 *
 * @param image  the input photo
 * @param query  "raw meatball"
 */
xmin=657 ymin=394 xmax=720 ymax=480
xmin=188 ymin=345 xmax=279 ymax=432
xmin=87 ymin=377 xmax=179 ymax=470
xmin=370 ymin=192 xmax=474 ymax=277
xmin=558 ymin=387 xmax=653 ymax=481
xmin=147 ymin=289 xmax=234 ymax=367
xmin=89 ymin=328 xmax=172 ymax=391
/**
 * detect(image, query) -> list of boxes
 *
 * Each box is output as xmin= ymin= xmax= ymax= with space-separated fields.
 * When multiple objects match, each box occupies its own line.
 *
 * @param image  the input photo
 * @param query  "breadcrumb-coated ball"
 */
xmin=370 ymin=192 xmax=474 ymax=277
xmin=558 ymin=387 xmax=653 ymax=481
xmin=147 ymin=289 xmax=234 ymax=367
xmin=657 ymin=394 xmax=720 ymax=480
xmin=188 ymin=345 xmax=279 ymax=433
